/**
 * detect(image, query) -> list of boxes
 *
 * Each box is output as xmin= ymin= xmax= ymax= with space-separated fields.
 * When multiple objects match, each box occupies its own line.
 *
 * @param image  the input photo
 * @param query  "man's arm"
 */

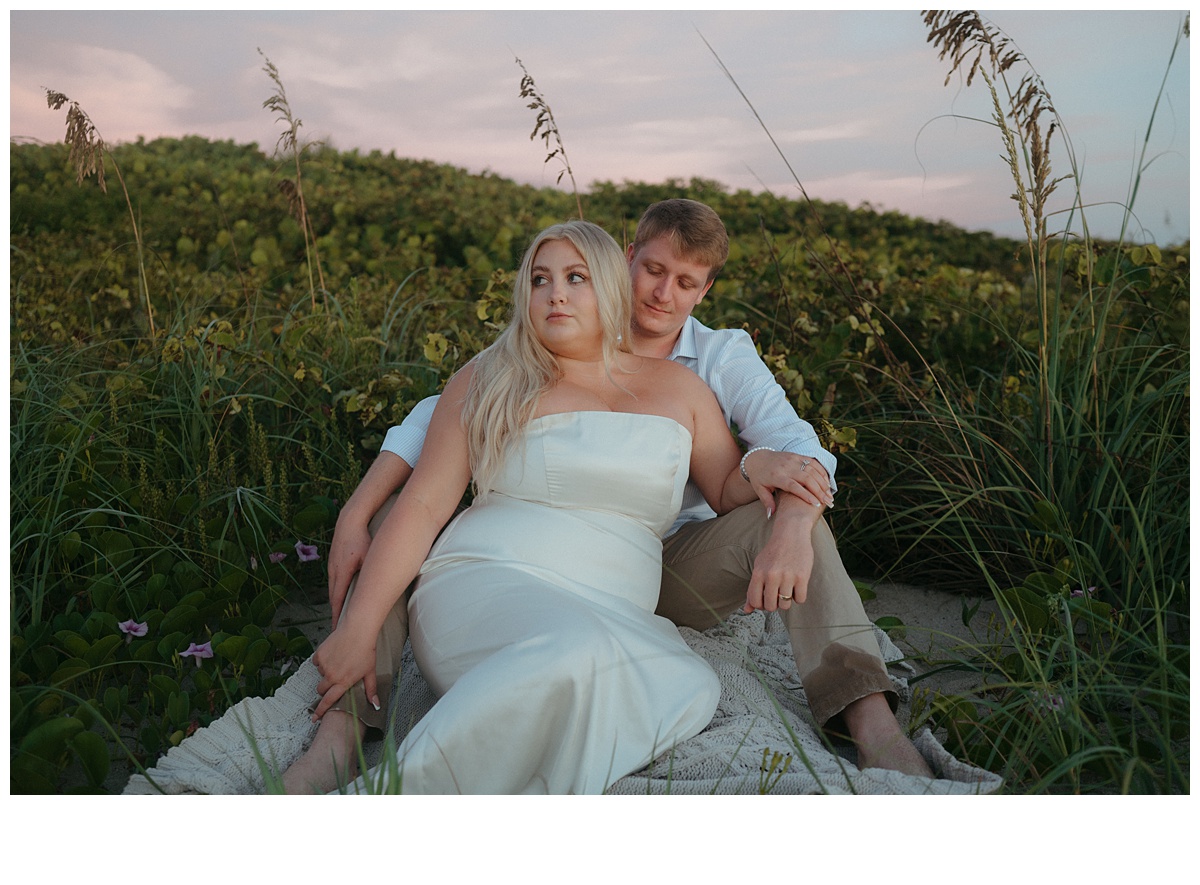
xmin=741 ymin=492 xmax=823 ymax=612
xmin=327 ymin=453 xmax=413 ymax=626
xmin=696 ymin=326 xmax=836 ymax=505
xmin=326 ymin=395 xmax=438 ymax=626
xmin=694 ymin=325 xmax=837 ymax=609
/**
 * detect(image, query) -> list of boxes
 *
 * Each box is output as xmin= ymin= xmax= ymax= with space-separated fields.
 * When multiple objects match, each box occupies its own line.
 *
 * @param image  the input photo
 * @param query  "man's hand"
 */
xmin=327 ymin=515 xmax=372 ymax=628
xmin=741 ymin=449 xmax=834 ymax=515
xmin=743 ymin=494 xmax=822 ymax=613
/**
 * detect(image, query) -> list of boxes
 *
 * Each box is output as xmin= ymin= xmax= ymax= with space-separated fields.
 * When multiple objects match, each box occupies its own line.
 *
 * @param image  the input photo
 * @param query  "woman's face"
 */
xmin=528 ymin=238 xmax=603 ymax=361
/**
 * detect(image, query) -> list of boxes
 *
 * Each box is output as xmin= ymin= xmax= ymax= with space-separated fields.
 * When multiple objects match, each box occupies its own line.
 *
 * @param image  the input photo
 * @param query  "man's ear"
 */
xmin=626 ymin=243 xmax=636 ymax=266
xmin=696 ymin=279 xmax=715 ymax=303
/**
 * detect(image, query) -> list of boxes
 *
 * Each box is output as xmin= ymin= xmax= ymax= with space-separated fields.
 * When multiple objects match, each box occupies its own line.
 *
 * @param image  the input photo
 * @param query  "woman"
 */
xmin=282 ymin=220 xmax=760 ymax=793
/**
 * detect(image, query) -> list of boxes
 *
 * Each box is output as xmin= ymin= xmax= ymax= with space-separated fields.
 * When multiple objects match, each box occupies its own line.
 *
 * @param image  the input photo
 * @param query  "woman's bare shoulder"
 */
xmin=443 ymin=359 xmax=477 ymax=396
xmin=629 ymin=357 xmax=718 ymax=412
xmin=645 ymin=357 xmax=709 ymax=392
xmin=426 ymin=361 xmax=476 ymax=424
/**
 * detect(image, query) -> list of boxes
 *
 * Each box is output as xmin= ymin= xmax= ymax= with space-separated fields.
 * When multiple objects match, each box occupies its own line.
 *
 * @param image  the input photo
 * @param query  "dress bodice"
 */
xmin=486 ymin=411 xmax=692 ymax=535
xmin=417 ymin=411 xmax=693 ymax=610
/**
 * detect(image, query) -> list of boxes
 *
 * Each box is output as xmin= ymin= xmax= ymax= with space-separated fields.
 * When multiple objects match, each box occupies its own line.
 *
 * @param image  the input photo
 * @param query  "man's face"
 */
xmin=626 ymin=236 xmax=714 ymax=342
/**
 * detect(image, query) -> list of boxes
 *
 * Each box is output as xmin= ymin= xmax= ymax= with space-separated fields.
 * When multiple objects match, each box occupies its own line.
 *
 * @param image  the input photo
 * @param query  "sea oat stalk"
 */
xmin=515 ymin=57 xmax=584 ymax=220
xmin=45 ymin=90 xmax=157 ymax=337
xmin=259 ymin=49 xmax=326 ymax=309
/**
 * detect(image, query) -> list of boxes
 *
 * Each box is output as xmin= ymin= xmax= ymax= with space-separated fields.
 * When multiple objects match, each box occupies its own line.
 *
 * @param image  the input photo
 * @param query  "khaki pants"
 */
xmin=658 ymin=503 xmax=896 ymax=732
xmin=332 ymin=498 xmax=895 ymax=734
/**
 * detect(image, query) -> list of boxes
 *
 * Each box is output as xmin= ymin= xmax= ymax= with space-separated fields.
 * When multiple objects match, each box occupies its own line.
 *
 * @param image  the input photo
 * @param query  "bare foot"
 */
xmin=841 ymin=692 xmax=935 ymax=778
xmin=855 ymin=732 xmax=935 ymax=778
xmin=281 ymin=711 xmax=364 ymax=794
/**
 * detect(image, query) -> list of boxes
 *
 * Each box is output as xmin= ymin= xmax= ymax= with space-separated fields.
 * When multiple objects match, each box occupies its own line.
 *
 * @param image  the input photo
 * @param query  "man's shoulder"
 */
xmin=687 ymin=316 xmax=755 ymax=352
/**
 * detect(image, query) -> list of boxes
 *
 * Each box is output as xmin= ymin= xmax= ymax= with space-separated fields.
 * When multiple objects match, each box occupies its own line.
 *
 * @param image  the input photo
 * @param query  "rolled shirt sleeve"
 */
xmin=379 ymin=394 xmax=439 ymax=468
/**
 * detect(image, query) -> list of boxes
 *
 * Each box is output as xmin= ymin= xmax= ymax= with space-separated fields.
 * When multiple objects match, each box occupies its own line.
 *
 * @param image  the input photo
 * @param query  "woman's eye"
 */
xmin=568 ymin=272 xmax=587 ymax=284
xmin=532 ymin=274 xmax=547 ymax=286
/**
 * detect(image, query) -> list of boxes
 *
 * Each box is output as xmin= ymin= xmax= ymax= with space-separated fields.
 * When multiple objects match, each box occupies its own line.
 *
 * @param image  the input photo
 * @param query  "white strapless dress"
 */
xmin=356 ymin=411 xmax=719 ymax=794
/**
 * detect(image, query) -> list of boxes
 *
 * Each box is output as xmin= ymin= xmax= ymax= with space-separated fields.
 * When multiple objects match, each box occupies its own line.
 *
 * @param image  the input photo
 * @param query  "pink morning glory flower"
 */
xmin=1037 ymin=691 xmax=1065 ymax=714
xmin=118 ymin=619 xmax=148 ymax=644
xmin=269 ymin=551 xmax=288 ymax=564
xmin=180 ymin=641 xmax=214 ymax=667
xmin=294 ymin=541 xmax=320 ymax=562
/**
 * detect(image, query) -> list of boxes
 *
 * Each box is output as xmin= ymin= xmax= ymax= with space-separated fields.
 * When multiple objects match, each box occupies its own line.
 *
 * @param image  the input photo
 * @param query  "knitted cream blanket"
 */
xmin=124 ymin=611 xmax=1001 ymax=795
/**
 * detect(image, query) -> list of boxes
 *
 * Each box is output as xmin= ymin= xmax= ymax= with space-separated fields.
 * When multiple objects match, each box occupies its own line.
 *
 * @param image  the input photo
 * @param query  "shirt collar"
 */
xmin=668 ymin=316 xmax=700 ymax=362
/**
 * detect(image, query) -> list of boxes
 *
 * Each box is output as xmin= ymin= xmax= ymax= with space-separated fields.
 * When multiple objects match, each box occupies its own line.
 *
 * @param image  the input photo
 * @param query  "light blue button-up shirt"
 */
xmin=381 ymin=316 xmax=837 ymax=535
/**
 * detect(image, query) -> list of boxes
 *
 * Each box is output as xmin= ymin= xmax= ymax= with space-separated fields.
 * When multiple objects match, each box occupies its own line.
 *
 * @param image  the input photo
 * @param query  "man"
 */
xmin=320 ymin=199 xmax=931 ymax=780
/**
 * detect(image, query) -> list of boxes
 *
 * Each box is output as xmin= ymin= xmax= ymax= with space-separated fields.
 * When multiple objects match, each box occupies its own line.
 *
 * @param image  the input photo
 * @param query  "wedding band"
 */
xmin=780 ymin=594 xmax=793 ymax=601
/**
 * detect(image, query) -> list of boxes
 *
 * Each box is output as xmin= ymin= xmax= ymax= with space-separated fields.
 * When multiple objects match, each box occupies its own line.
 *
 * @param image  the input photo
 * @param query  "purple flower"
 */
xmin=268 ymin=551 xmax=288 ymax=564
xmin=119 ymin=619 xmax=148 ymax=644
xmin=1039 ymin=692 xmax=1065 ymax=714
xmin=294 ymin=541 xmax=320 ymax=563
xmin=180 ymin=641 xmax=214 ymax=667
xmin=1070 ymin=585 xmax=1098 ymax=599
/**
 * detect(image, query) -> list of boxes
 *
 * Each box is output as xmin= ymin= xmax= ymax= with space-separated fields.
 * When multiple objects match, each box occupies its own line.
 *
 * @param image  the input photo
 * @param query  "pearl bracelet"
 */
xmin=739 ymin=446 xmax=776 ymax=482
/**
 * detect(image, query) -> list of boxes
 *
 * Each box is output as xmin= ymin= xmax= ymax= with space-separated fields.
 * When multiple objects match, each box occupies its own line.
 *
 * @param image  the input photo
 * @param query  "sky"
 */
xmin=7 ymin=7 xmax=1193 ymax=245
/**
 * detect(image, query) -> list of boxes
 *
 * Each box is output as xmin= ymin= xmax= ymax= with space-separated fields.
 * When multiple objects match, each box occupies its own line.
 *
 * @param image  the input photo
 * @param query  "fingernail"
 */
xmin=372 ymin=698 xmax=381 ymax=711
xmin=766 ymin=506 xmax=774 ymax=520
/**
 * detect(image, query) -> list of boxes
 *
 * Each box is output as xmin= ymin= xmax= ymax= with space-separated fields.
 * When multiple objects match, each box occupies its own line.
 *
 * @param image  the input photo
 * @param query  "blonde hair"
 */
xmin=463 ymin=220 xmax=632 ymax=498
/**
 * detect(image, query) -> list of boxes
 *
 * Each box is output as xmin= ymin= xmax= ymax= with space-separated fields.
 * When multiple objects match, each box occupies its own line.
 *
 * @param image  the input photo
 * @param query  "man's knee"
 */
xmin=657 ymin=504 xmax=775 ymax=628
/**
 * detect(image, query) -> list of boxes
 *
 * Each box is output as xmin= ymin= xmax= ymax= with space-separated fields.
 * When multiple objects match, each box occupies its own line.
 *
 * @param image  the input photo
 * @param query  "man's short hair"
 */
xmin=631 ymin=199 xmax=730 ymax=283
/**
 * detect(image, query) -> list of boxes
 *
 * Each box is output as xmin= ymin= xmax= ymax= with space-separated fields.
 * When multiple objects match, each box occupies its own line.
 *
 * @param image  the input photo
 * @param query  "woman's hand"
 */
xmin=742 ymin=449 xmax=834 ymax=514
xmin=311 ymin=626 xmax=379 ymax=721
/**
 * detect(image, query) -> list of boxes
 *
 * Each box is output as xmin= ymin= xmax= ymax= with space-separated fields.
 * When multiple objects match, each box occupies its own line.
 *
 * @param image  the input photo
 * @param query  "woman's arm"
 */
xmin=311 ymin=368 xmax=474 ymax=719
xmin=680 ymin=370 xmax=758 ymax=516
xmin=325 ymin=396 xmax=440 ymax=626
